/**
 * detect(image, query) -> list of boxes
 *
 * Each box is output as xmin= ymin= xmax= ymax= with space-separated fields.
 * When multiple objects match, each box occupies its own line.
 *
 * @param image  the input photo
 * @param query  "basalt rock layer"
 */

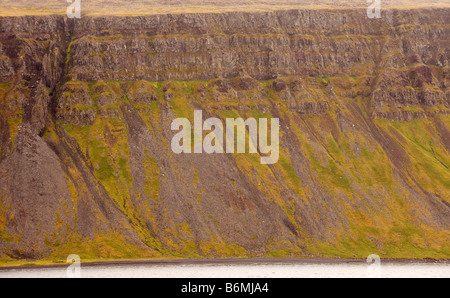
xmin=0 ymin=8 xmax=449 ymax=260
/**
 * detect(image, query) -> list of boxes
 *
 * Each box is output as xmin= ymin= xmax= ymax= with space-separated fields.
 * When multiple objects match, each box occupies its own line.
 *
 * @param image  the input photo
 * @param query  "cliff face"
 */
xmin=0 ymin=9 xmax=449 ymax=260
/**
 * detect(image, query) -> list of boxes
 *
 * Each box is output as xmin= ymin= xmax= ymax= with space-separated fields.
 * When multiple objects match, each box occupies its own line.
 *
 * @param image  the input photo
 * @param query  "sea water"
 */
xmin=0 ymin=261 xmax=448 ymax=278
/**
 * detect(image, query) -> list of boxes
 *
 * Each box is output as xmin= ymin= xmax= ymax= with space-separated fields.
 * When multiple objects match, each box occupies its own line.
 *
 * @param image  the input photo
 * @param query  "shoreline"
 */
xmin=0 ymin=257 xmax=448 ymax=271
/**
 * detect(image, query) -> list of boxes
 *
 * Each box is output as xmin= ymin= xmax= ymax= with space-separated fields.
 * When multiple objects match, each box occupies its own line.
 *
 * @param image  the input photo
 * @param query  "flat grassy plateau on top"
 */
xmin=0 ymin=0 xmax=449 ymax=16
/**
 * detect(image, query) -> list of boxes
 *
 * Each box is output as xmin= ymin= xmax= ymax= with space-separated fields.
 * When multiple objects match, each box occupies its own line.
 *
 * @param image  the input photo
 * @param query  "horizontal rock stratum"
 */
xmin=0 ymin=7 xmax=449 ymax=260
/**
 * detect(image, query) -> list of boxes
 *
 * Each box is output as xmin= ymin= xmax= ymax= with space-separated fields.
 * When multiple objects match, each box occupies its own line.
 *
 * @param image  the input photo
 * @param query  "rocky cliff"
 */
xmin=0 ymin=8 xmax=449 ymax=260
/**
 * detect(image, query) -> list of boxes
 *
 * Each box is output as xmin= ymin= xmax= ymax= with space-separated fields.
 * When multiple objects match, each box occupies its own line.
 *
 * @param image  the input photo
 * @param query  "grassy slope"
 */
xmin=1 ymin=77 xmax=449 ymax=267
xmin=55 ymin=79 xmax=450 ymax=260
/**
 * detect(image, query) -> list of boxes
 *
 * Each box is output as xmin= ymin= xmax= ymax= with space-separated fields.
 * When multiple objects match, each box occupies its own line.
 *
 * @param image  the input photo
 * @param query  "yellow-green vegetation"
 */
xmin=166 ymin=81 xmax=196 ymax=120
xmin=0 ymin=82 xmax=11 ymax=99
xmin=311 ymin=218 xmax=450 ymax=259
xmin=47 ymin=232 xmax=159 ymax=261
xmin=65 ymin=117 xmax=132 ymax=211
xmin=380 ymin=118 xmax=450 ymax=194
xmin=265 ymin=239 xmax=304 ymax=258
xmin=199 ymin=234 xmax=247 ymax=258
xmin=7 ymin=117 xmax=22 ymax=147
xmin=41 ymin=120 xmax=61 ymax=144
xmin=54 ymin=75 xmax=450 ymax=260
xmin=0 ymin=195 xmax=13 ymax=244
xmin=63 ymin=175 xmax=78 ymax=217
xmin=2 ymin=72 xmax=449 ymax=263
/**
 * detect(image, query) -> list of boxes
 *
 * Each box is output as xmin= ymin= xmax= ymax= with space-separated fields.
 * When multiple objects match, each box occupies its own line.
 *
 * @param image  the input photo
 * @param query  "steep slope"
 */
xmin=0 ymin=8 xmax=449 ymax=260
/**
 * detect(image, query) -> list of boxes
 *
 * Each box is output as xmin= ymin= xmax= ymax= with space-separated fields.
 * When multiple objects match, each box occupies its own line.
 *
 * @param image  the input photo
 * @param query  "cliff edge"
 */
xmin=0 ymin=7 xmax=449 ymax=260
